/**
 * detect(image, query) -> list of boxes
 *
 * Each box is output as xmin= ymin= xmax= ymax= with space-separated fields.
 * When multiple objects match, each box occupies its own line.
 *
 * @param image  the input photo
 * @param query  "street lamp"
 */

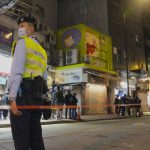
xmin=138 ymin=0 xmax=149 ymax=4
xmin=122 ymin=1 xmax=130 ymax=96
xmin=136 ymin=0 xmax=149 ymax=72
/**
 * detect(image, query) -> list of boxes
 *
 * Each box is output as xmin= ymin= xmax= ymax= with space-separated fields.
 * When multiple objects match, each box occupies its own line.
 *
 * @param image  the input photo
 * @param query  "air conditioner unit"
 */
xmin=36 ymin=32 xmax=45 ymax=44
xmin=84 ymin=55 xmax=90 ymax=64
xmin=66 ymin=49 xmax=78 ymax=65
xmin=58 ymin=50 xmax=63 ymax=66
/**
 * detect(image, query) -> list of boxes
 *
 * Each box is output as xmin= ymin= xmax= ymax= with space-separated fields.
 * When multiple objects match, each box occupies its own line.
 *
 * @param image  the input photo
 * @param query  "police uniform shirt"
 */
xmin=8 ymin=36 xmax=47 ymax=99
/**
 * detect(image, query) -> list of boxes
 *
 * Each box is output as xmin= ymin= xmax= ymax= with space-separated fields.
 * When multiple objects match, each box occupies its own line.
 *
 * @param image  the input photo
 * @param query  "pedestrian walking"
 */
xmin=0 ymin=94 xmax=3 ymax=119
xmin=42 ymin=80 xmax=52 ymax=120
xmin=132 ymin=95 xmax=138 ymax=117
xmin=135 ymin=96 xmax=141 ymax=117
xmin=64 ymin=90 xmax=73 ymax=119
xmin=71 ymin=93 xmax=78 ymax=120
xmin=121 ymin=94 xmax=127 ymax=116
xmin=8 ymin=15 xmax=47 ymax=150
xmin=126 ymin=96 xmax=132 ymax=116
xmin=54 ymin=86 xmax=65 ymax=120
xmin=114 ymin=95 xmax=119 ymax=114
xmin=118 ymin=98 xmax=122 ymax=116
xmin=2 ymin=92 xmax=9 ymax=119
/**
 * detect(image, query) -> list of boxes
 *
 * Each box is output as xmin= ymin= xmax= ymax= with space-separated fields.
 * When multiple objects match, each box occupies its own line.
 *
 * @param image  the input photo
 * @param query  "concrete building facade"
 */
xmin=57 ymin=0 xmax=109 ymax=34
xmin=57 ymin=0 xmax=145 ymax=72
xmin=34 ymin=0 xmax=57 ymax=30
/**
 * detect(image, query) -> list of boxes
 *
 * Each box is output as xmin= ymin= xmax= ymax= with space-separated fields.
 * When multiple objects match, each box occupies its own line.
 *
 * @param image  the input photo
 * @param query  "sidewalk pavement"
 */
xmin=0 ymin=114 xmax=124 ymax=128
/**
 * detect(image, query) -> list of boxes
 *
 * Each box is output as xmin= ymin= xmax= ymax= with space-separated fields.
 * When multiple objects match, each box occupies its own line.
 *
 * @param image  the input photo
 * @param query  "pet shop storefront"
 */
xmin=55 ymin=67 xmax=87 ymax=114
xmin=55 ymin=66 xmax=112 ymax=115
xmin=56 ymin=24 xmax=116 ymax=114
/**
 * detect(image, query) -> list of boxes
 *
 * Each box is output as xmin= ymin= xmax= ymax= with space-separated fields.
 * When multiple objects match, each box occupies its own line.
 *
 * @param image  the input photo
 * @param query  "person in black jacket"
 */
xmin=54 ymin=86 xmax=65 ymax=120
xmin=42 ymin=80 xmax=52 ymax=120
xmin=0 ymin=94 xmax=3 ymax=119
xmin=114 ymin=95 xmax=119 ymax=114
xmin=2 ymin=93 xmax=9 ymax=119
xmin=71 ymin=93 xmax=78 ymax=120
xmin=64 ymin=90 xmax=73 ymax=119
xmin=121 ymin=94 xmax=127 ymax=116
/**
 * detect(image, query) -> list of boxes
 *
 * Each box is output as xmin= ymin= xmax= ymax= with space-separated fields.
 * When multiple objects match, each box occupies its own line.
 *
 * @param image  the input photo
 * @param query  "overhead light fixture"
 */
xmin=0 ymin=0 xmax=17 ymax=14
xmin=4 ymin=32 xmax=13 ymax=40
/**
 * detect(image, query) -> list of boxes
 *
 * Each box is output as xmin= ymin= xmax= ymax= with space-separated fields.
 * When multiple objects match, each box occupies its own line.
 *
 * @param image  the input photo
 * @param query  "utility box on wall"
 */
xmin=57 ymin=24 xmax=113 ymax=72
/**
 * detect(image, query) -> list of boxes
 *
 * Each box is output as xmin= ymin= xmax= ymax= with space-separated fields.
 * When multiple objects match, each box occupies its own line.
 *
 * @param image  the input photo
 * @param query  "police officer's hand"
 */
xmin=9 ymin=97 xmax=22 ymax=116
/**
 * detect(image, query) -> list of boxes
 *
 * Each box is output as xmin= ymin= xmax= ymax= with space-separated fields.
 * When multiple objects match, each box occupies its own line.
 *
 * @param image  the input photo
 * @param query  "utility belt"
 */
xmin=18 ymin=76 xmax=44 ymax=105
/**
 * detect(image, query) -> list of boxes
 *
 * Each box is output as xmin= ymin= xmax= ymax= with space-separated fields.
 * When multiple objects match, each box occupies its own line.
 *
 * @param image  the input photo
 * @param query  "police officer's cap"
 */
xmin=18 ymin=15 xmax=37 ymax=30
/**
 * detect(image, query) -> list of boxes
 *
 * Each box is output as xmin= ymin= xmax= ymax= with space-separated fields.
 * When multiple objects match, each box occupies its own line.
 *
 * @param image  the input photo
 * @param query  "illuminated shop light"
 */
xmin=120 ymin=81 xmax=135 ymax=89
xmin=86 ymin=83 xmax=105 ymax=88
xmin=4 ymin=32 xmax=12 ymax=40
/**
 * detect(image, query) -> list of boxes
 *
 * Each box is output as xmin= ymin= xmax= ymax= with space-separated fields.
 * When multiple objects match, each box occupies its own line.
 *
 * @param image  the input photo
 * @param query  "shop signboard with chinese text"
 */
xmin=55 ymin=68 xmax=87 ymax=84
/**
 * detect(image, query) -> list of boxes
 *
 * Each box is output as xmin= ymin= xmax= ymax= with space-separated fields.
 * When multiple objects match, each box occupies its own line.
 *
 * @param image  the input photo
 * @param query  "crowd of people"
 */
xmin=0 ymin=86 xmax=79 ymax=121
xmin=1 ymin=88 xmax=142 ymax=122
xmin=114 ymin=94 xmax=142 ymax=117
xmin=42 ymin=86 xmax=78 ymax=121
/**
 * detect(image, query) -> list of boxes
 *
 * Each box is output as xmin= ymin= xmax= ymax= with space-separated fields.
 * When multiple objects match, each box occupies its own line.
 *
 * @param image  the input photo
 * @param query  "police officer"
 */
xmin=8 ymin=15 xmax=47 ymax=150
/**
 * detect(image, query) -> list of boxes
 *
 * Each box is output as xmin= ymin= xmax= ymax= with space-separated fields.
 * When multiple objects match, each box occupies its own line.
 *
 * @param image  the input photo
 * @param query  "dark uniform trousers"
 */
xmin=10 ymin=76 xmax=45 ymax=150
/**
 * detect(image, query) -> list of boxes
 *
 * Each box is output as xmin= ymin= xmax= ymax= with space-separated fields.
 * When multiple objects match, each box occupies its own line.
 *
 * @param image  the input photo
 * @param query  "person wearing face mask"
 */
xmin=8 ymin=15 xmax=47 ymax=150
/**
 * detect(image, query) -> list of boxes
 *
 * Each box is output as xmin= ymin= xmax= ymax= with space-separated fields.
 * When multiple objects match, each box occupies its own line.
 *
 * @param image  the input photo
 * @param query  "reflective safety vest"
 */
xmin=12 ymin=36 xmax=47 ymax=78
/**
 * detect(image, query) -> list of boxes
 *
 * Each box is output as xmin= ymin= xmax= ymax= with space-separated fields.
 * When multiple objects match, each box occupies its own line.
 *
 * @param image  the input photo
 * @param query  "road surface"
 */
xmin=0 ymin=116 xmax=150 ymax=150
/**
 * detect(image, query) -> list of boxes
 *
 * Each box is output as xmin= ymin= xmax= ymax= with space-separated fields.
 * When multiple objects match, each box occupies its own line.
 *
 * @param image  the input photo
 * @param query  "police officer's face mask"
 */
xmin=18 ymin=27 xmax=27 ymax=38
